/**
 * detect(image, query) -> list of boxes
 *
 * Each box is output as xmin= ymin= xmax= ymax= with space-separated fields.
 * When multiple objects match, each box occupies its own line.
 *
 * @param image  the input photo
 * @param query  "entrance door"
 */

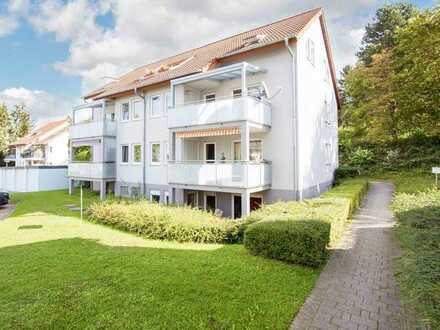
xmin=250 ymin=197 xmax=263 ymax=211
xmin=205 ymin=143 xmax=215 ymax=163
xmin=233 ymin=195 xmax=242 ymax=219
xmin=186 ymin=192 xmax=197 ymax=208
xmin=205 ymin=194 xmax=216 ymax=213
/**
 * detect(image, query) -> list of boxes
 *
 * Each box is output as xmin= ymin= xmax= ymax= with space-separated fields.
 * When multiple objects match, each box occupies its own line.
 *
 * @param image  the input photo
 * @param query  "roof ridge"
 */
xmin=123 ymin=7 xmax=322 ymax=75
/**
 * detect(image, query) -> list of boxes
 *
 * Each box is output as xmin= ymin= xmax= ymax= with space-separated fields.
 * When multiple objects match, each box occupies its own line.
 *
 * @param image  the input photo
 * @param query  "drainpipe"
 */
xmin=284 ymin=37 xmax=301 ymax=201
xmin=134 ymin=86 xmax=147 ymax=197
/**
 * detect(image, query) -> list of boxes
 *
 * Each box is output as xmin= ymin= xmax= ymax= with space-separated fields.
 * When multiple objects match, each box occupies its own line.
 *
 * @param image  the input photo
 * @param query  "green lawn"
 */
xmin=0 ymin=190 xmax=319 ymax=329
xmin=372 ymin=169 xmax=439 ymax=329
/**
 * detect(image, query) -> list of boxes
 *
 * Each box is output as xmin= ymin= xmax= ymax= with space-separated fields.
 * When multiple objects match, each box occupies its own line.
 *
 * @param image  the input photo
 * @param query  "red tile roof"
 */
xmin=85 ymin=7 xmax=339 ymax=106
xmin=10 ymin=117 xmax=70 ymax=146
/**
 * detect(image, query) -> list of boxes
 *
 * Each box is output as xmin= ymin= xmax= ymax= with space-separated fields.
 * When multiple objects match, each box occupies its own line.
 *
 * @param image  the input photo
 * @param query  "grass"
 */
xmin=0 ymin=189 xmax=319 ymax=329
xmin=372 ymin=169 xmax=439 ymax=329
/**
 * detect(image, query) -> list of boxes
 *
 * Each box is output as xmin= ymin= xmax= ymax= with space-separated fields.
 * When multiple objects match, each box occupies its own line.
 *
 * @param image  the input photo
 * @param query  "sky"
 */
xmin=0 ymin=0 xmax=436 ymax=122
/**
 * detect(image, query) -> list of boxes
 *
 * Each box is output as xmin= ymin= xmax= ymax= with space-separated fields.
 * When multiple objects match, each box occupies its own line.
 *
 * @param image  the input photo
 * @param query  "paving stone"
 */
xmin=290 ymin=182 xmax=406 ymax=330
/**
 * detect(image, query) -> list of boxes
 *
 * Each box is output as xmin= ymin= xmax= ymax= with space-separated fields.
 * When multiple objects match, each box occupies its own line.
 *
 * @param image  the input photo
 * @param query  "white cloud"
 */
xmin=27 ymin=0 xmax=385 ymax=93
xmin=0 ymin=15 xmax=18 ymax=37
xmin=8 ymin=0 xmax=30 ymax=15
xmin=0 ymin=87 xmax=74 ymax=122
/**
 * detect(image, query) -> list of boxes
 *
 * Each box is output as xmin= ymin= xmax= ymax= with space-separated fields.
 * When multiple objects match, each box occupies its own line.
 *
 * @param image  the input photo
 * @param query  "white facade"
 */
xmin=68 ymin=13 xmax=339 ymax=216
xmin=0 ymin=167 xmax=68 ymax=192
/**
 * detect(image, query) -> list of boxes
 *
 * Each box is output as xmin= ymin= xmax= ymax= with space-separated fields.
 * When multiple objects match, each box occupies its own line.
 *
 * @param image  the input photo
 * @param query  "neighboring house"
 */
xmin=6 ymin=118 xmax=70 ymax=167
xmin=68 ymin=8 xmax=339 ymax=217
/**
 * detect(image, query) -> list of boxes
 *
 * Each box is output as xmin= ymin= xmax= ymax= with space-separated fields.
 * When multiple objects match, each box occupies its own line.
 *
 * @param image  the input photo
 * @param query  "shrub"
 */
xmin=334 ymin=165 xmax=361 ymax=182
xmin=244 ymin=220 xmax=330 ymax=267
xmin=242 ymin=178 xmax=368 ymax=246
xmin=88 ymin=200 xmax=241 ymax=244
xmin=349 ymin=147 xmax=374 ymax=167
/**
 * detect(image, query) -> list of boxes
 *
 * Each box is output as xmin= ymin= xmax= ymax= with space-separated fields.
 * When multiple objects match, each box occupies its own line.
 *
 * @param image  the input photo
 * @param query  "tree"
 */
xmin=357 ymin=3 xmax=417 ymax=65
xmin=9 ymin=104 xmax=31 ymax=141
xmin=393 ymin=8 xmax=440 ymax=136
xmin=0 ymin=105 xmax=10 ymax=155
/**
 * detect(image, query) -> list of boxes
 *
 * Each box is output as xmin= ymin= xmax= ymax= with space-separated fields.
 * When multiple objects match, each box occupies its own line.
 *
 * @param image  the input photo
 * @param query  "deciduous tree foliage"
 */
xmin=340 ymin=3 xmax=439 ymax=145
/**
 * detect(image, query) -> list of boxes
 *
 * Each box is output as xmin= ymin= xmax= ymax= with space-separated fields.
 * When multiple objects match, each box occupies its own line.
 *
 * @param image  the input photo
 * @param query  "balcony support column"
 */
xmin=241 ymin=190 xmax=250 ymax=217
xmin=69 ymin=178 xmax=74 ymax=195
xmin=99 ymin=180 xmax=106 ymax=200
xmin=241 ymin=63 xmax=248 ymax=97
xmin=169 ymin=131 xmax=176 ymax=161
xmin=240 ymin=122 xmax=250 ymax=162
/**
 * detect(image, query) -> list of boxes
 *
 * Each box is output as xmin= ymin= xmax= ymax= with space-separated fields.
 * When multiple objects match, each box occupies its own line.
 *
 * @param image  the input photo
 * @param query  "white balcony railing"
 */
xmin=168 ymin=96 xmax=271 ymax=129
xmin=69 ymin=119 xmax=116 ymax=140
xmin=168 ymin=161 xmax=271 ymax=189
xmin=68 ymin=162 xmax=116 ymax=179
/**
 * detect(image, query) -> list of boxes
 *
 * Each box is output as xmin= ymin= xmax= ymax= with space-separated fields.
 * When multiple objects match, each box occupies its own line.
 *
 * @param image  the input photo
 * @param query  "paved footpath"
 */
xmin=290 ymin=182 xmax=407 ymax=330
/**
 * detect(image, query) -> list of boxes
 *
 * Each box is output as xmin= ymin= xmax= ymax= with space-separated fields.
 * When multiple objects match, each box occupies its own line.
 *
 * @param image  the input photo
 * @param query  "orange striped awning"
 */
xmin=176 ymin=127 xmax=240 ymax=138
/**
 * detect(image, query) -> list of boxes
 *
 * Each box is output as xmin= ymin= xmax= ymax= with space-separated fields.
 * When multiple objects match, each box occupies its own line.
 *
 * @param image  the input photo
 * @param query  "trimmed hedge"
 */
xmin=242 ymin=178 xmax=369 ymax=247
xmin=88 ymin=200 xmax=240 ymax=244
xmin=244 ymin=220 xmax=330 ymax=267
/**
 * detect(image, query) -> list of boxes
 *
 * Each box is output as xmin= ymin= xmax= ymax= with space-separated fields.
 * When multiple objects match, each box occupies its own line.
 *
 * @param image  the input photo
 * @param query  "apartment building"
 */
xmin=68 ymin=8 xmax=339 ymax=217
xmin=6 ymin=117 xmax=70 ymax=167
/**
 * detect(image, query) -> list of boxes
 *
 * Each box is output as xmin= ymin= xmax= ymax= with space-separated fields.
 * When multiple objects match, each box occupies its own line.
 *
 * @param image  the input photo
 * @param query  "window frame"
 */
xmin=132 ymin=143 xmax=142 ymax=165
xmin=131 ymin=186 xmax=141 ymax=199
xmin=121 ymin=144 xmax=129 ymax=164
xmin=231 ymin=139 xmax=263 ymax=161
xmin=150 ymin=142 xmax=161 ymax=165
xmin=150 ymin=94 xmax=162 ymax=118
xmin=164 ymin=91 xmax=172 ymax=115
xmin=204 ymin=93 xmax=216 ymax=103
xmin=120 ymin=102 xmax=130 ymax=122
xmin=149 ymin=190 xmax=161 ymax=203
xmin=120 ymin=185 xmax=129 ymax=197
xmin=131 ymin=99 xmax=143 ymax=121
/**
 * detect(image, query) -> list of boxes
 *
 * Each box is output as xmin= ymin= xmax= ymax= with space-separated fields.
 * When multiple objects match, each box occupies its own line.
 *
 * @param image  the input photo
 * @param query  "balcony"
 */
xmin=68 ymin=162 xmax=116 ymax=179
xmin=70 ymin=119 xmax=116 ymax=140
xmin=168 ymin=161 xmax=271 ymax=189
xmin=168 ymin=96 xmax=271 ymax=129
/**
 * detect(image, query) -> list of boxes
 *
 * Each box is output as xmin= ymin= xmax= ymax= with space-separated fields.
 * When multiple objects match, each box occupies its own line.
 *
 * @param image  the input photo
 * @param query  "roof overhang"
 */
xmin=171 ymin=62 xmax=265 ymax=86
xmin=73 ymin=99 xmax=106 ymax=111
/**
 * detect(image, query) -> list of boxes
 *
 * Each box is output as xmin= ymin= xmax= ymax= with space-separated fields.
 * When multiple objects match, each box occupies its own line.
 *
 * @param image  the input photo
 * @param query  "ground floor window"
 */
xmin=232 ymin=195 xmax=263 ymax=219
xmin=120 ymin=185 xmax=129 ymax=197
xmin=186 ymin=191 xmax=198 ymax=208
xmin=250 ymin=196 xmax=263 ymax=211
xmin=205 ymin=193 xmax=216 ymax=213
xmin=150 ymin=190 xmax=160 ymax=203
xmin=131 ymin=186 xmax=141 ymax=198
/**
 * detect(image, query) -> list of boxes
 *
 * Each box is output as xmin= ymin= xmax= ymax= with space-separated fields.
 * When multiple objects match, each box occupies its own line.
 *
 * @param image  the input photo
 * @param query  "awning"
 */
xmin=176 ymin=127 xmax=240 ymax=138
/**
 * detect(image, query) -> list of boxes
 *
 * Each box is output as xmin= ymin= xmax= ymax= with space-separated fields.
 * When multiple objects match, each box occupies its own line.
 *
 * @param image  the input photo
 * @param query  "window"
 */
xmin=121 ymin=145 xmax=129 ymax=164
xmin=307 ymin=39 xmax=315 ymax=65
xmin=150 ymin=143 xmax=161 ymax=165
xmin=151 ymin=95 xmax=161 ymax=117
xmin=132 ymin=100 xmax=142 ymax=120
xmin=204 ymin=93 xmax=216 ymax=103
xmin=132 ymin=144 xmax=142 ymax=164
xmin=233 ymin=89 xmax=242 ymax=98
xmin=205 ymin=193 xmax=216 ymax=213
xmin=72 ymin=146 xmax=92 ymax=162
xmin=121 ymin=103 xmax=130 ymax=121
xmin=120 ymin=186 xmax=129 ymax=197
xmin=165 ymin=91 xmax=172 ymax=114
xmin=233 ymin=140 xmax=263 ymax=161
xmin=73 ymin=107 xmax=93 ymax=124
xmin=131 ymin=186 xmax=141 ymax=199
xmin=150 ymin=190 xmax=160 ymax=203
xmin=164 ymin=191 xmax=170 ymax=204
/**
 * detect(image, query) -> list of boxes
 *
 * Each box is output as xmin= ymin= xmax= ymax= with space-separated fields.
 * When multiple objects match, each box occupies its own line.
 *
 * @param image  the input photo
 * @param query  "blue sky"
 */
xmin=0 ymin=0 xmax=436 ymax=121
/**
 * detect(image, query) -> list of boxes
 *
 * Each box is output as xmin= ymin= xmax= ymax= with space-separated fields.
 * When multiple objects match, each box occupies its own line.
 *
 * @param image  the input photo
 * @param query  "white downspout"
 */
xmin=284 ymin=37 xmax=301 ymax=201
xmin=134 ymin=86 xmax=147 ymax=197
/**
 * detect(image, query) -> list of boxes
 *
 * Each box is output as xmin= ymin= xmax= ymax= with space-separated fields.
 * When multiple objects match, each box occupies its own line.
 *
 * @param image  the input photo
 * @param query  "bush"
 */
xmin=244 ymin=220 xmax=330 ymax=267
xmin=88 ymin=200 xmax=241 ymax=244
xmin=242 ymin=178 xmax=368 ymax=246
xmin=348 ymin=147 xmax=374 ymax=167
xmin=334 ymin=165 xmax=361 ymax=182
